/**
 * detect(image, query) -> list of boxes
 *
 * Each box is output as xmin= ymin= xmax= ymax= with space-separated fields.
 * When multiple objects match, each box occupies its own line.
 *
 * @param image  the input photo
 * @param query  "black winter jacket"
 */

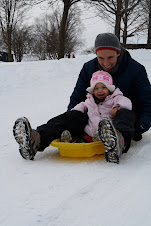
xmin=68 ymin=51 xmax=151 ymax=132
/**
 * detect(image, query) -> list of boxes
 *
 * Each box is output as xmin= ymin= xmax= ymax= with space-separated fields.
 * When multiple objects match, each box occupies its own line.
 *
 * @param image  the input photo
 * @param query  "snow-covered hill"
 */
xmin=1 ymin=50 xmax=151 ymax=226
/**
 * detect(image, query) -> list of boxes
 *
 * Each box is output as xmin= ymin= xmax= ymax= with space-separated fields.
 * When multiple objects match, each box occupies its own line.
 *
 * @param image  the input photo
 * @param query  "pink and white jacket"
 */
xmin=72 ymin=88 xmax=132 ymax=137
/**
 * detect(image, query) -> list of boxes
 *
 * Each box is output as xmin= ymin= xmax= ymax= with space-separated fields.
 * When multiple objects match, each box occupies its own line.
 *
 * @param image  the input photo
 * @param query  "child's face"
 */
xmin=93 ymin=83 xmax=109 ymax=99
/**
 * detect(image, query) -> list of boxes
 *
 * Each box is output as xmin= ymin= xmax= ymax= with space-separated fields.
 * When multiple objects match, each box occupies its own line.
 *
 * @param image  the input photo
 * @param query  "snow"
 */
xmin=1 ymin=50 xmax=151 ymax=226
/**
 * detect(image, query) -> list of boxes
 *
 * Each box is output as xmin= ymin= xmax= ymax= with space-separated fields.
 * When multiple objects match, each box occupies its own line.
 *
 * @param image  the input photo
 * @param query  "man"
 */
xmin=13 ymin=33 xmax=151 ymax=163
xmin=67 ymin=33 xmax=151 ymax=162
xmin=68 ymin=33 xmax=151 ymax=130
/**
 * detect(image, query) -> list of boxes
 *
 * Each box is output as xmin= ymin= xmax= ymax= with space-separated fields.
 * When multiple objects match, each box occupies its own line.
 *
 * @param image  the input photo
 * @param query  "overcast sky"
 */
xmin=27 ymin=1 xmax=146 ymax=50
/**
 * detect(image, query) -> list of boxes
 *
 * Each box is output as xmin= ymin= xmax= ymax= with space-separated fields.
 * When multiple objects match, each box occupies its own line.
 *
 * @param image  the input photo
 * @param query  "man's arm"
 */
xmin=134 ymin=66 xmax=151 ymax=132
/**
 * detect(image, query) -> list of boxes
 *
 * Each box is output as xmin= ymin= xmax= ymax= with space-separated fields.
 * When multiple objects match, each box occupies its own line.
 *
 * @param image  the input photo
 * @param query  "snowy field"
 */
xmin=1 ymin=50 xmax=151 ymax=226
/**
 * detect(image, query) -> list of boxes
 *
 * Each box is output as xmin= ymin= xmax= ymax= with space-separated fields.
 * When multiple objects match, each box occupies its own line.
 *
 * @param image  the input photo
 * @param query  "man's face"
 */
xmin=96 ymin=49 xmax=120 ymax=71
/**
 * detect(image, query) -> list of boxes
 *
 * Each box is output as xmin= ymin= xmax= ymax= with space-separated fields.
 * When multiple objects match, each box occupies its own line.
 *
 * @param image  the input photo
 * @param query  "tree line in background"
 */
xmin=91 ymin=0 xmax=151 ymax=48
xmin=0 ymin=0 xmax=151 ymax=62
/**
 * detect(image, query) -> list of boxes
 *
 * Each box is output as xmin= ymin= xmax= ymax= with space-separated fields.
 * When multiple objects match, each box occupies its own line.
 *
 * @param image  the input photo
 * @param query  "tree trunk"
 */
xmin=147 ymin=0 xmax=151 ymax=48
xmin=7 ymin=25 xmax=13 ymax=62
xmin=58 ymin=0 xmax=71 ymax=59
xmin=123 ymin=0 xmax=128 ymax=46
xmin=115 ymin=0 xmax=122 ymax=40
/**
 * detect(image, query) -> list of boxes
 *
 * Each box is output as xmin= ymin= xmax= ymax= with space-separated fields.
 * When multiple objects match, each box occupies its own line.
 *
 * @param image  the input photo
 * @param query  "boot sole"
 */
xmin=13 ymin=117 xmax=34 ymax=160
xmin=98 ymin=118 xmax=117 ymax=151
xmin=98 ymin=118 xmax=120 ymax=164
xmin=105 ymin=150 xmax=119 ymax=164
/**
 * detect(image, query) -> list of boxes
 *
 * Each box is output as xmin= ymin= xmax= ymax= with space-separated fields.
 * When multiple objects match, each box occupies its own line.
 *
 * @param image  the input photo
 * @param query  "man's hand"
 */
xmin=111 ymin=106 xmax=120 ymax=118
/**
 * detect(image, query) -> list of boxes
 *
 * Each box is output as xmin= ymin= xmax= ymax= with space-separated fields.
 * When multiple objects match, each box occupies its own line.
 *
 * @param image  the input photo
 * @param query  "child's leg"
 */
xmin=98 ymin=109 xmax=135 ymax=163
xmin=36 ymin=110 xmax=88 ymax=150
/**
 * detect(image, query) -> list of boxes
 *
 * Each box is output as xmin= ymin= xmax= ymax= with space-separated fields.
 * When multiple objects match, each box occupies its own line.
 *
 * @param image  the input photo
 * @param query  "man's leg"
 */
xmin=98 ymin=109 xmax=136 ymax=163
xmin=36 ymin=110 xmax=88 ymax=151
xmin=112 ymin=108 xmax=136 ymax=153
xmin=13 ymin=110 xmax=88 ymax=160
xmin=13 ymin=117 xmax=41 ymax=160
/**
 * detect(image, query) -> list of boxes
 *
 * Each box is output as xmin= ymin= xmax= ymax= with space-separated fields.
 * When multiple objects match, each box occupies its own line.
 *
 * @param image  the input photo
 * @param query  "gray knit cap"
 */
xmin=95 ymin=33 xmax=121 ymax=53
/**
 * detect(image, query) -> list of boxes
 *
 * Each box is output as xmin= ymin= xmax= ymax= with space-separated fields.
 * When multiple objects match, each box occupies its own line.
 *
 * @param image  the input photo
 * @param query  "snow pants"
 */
xmin=112 ymin=109 xmax=136 ymax=152
xmin=37 ymin=109 xmax=139 ymax=152
xmin=37 ymin=110 xmax=88 ymax=151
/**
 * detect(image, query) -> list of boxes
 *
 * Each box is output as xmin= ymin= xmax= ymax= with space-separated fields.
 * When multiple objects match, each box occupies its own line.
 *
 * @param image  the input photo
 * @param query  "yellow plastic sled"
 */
xmin=50 ymin=139 xmax=105 ymax=157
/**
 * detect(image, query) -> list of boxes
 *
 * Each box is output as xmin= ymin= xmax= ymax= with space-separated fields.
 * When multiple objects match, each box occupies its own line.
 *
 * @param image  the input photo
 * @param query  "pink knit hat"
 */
xmin=86 ymin=70 xmax=115 ymax=93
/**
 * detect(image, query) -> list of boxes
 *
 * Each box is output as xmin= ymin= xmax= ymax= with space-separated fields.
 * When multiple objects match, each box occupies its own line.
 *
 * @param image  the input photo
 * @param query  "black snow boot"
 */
xmin=98 ymin=118 xmax=125 ymax=164
xmin=13 ymin=117 xmax=40 ymax=160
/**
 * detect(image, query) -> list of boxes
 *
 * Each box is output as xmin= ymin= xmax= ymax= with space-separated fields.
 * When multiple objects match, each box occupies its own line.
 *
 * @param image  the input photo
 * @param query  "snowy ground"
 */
xmin=1 ymin=50 xmax=151 ymax=226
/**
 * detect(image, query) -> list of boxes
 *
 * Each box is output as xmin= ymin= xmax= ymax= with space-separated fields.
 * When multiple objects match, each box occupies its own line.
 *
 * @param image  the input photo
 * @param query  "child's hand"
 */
xmin=111 ymin=106 xmax=120 ymax=118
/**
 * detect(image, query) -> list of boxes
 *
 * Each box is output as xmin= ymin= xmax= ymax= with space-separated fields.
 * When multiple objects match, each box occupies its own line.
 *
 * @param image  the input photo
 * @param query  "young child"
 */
xmin=61 ymin=70 xmax=132 ymax=163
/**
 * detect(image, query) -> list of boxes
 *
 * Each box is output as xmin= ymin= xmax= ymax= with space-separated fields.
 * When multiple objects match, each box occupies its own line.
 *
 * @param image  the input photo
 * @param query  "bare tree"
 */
xmin=22 ymin=0 xmax=83 ymax=59
xmin=45 ymin=11 xmax=60 ymax=59
xmin=142 ymin=0 xmax=151 ymax=47
xmin=31 ymin=16 xmax=48 ymax=60
xmin=25 ymin=0 xmax=98 ymax=59
xmin=147 ymin=0 xmax=151 ymax=47
xmin=0 ymin=0 xmax=29 ymax=61
xmin=53 ymin=0 xmax=83 ymax=59
xmin=134 ymin=0 xmax=151 ymax=47
xmin=63 ymin=7 xmax=84 ymax=54
xmin=121 ymin=1 xmax=147 ymax=45
xmin=31 ymin=6 xmax=83 ymax=60
xmin=24 ymin=0 xmax=48 ymax=4
xmin=12 ymin=25 xmax=32 ymax=62
xmin=0 ymin=32 xmax=5 ymax=50
xmin=89 ymin=0 xmax=141 ymax=41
